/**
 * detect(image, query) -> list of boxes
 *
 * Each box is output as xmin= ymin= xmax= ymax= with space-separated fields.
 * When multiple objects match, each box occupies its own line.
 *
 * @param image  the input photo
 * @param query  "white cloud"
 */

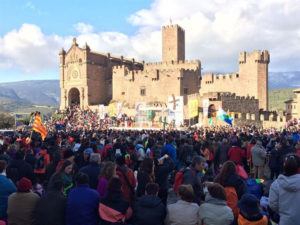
xmin=1 ymin=0 xmax=300 ymax=76
xmin=74 ymin=23 xmax=94 ymax=34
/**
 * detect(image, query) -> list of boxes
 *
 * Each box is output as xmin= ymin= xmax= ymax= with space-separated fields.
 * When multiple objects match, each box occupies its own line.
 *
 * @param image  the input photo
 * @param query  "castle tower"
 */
xmin=238 ymin=50 xmax=270 ymax=110
xmin=162 ymin=24 xmax=185 ymax=62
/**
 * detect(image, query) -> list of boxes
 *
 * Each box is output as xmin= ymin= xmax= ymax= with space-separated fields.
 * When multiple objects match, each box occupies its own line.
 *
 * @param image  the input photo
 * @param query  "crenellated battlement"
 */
xmin=239 ymin=50 xmax=270 ymax=64
xmin=162 ymin=24 xmax=185 ymax=33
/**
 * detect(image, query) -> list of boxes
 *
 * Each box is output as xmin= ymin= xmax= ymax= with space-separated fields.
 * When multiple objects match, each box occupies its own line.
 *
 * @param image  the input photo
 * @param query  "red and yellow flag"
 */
xmin=33 ymin=113 xmax=47 ymax=141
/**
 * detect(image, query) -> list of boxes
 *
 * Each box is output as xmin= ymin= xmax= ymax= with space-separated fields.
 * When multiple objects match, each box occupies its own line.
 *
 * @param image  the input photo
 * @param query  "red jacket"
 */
xmin=101 ymin=144 xmax=113 ymax=161
xmin=116 ymin=165 xmax=136 ymax=202
xmin=228 ymin=146 xmax=244 ymax=165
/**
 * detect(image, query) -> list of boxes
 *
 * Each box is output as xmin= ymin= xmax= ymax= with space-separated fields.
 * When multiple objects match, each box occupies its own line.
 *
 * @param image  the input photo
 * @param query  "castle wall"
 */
xmin=200 ymin=50 xmax=269 ymax=111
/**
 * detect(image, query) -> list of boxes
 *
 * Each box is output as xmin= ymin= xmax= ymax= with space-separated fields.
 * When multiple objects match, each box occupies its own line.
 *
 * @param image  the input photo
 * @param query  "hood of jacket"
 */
xmin=277 ymin=174 xmax=300 ymax=192
xmin=205 ymin=194 xmax=227 ymax=206
xmin=138 ymin=195 xmax=162 ymax=208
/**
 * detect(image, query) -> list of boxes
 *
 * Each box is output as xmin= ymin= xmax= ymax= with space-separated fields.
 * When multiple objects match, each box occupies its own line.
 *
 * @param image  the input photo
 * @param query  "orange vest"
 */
xmin=238 ymin=214 xmax=268 ymax=225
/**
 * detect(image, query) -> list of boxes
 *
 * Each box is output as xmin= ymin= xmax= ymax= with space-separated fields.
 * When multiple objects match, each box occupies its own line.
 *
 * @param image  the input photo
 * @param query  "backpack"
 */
xmin=245 ymin=178 xmax=262 ymax=199
xmin=35 ymin=153 xmax=45 ymax=170
xmin=173 ymin=168 xmax=196 ymax=195
xmin=225 ymin=186 xmax=239 ymax=217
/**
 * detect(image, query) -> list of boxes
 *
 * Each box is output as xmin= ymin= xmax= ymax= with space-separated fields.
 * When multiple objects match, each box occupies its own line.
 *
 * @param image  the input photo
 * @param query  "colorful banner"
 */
xmin=167 ymin=96 xmax=184 ymax=126
xmin=203 ymin=99 xmax=209 ymax=117
xmin=188 ymin=99 xmax=198 ymax=118
xmin=117 ymin=103 xmax=123 ymax=119
xmin=99 ymin=104 xmax=105 ymax=120
xmin=109 ymin=103 xmax=116 ymax=117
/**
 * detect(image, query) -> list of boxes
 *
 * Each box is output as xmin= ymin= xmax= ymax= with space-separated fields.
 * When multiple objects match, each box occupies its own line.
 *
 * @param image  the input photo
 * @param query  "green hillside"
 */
xmin=268 ymin=88 xmax=296 ymax=111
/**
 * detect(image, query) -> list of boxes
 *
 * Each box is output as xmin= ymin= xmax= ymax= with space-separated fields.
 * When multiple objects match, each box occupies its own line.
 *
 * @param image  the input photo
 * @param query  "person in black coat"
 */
xmin=35 ymin=178 xmax=66 ymax=225
xmin=269 ymin=144 xmax=280 ymax=180
xmin=79 ymin=153 xmax=101 ymax=189
xmin=6 ymin=151 xmax=34 ymax=184
xmin=154 ymin=155 xmax=174 ymax=205
xmin=133 ymin=183 xmax=166 ymax=225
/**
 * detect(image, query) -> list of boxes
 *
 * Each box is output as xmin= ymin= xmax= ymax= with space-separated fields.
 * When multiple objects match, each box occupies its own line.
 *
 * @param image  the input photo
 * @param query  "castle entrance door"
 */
xmin=69 ymin=88 xmax=80 ymax=106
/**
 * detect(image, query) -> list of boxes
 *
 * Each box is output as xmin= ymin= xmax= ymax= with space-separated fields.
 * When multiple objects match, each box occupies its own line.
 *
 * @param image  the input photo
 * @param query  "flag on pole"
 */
xmin=217 ymin=107 xmax=233 ymax=126
xmin=209 ymin=118 xmax=213 ymax=125
xmin=33 ymin=113 xmax=47 ymax=141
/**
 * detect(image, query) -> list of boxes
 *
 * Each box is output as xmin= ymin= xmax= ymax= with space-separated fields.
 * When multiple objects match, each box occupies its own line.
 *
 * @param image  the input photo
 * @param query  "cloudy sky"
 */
xmin=0 ymin=0 xmax=300 ymax=82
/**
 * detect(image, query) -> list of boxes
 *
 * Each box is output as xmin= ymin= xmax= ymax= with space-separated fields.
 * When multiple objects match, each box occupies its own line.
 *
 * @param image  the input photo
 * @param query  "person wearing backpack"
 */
xmin=178 ymin=156 xmax=206 ymax=205
xmin=116 ymin=155 xmax=136 ymax=203
xmin=34 ymin=148 xmax=50 ymax=184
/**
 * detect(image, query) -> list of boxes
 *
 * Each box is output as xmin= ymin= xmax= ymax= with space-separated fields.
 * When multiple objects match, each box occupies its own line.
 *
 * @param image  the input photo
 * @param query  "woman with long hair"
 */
xmin=136 ymin=158 xmax=154 ymax=197
xmin=48 ymin=160 xmax=74 ymax=196
xmin=214 ymin=161 xmax=246 ymax=218
xmin=97 ymin=161 xmax=116 ymax=198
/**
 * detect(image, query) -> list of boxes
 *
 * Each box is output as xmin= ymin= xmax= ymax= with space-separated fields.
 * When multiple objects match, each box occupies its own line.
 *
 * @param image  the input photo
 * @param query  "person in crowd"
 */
xmin=0 ymin=160 xmax=17 ymax=221
xmin=66 ymin=173 xmax=100 ymax=225
xmin=137 ymin=158 xmax=155 ymax=197
xmin=214 ymin=160 xmax=246 ymax=217
xmin=214 ymin=138 xmax=230 ymax=170
xmin=6 ymin=150 xmax=34 ymax=183
xmin=227 ymin=138 xmax=244 ymax=165
xmin=55 ymin=149 xmax=75 ymax=172
xmin=154 ymin=154 xmax=174 ymax=205
xmin=214 ymin=161 xmax=246 ymax=200
xmin=34 ymin=145 xmax=51 ymax=184
xmin=269 ymin=142 xmax=281 ymax=180
xmin=182 ymin=156 xmax=206 ymax=204
xmin=99 ymin=177 xmax=132 ymax=225
xmin=133 ymin=183 xmax=166 ymax=225
xmin=135 ymin=141 xmax=146 ymax=168
xmin=97 ymin=161 xmax=116 ymax=198
xmin=48 ymin=160 xmax=74 ymax=196
xmin=7 ymin=177 xmax=40 ymax=225
xmin=165 ymin=184 xmax=199 ymax=225
xmin=269 ymin=154 xmax=300 ymax=225
xmin=116 ymin=155 xmax=136 ymax=203
xmin=79 ymin=153 xmax=101 ymax=189
xmin=35 ymin=178 xmax=66 ymax=225
xmin=199 ymin=183 xmax=234 ymax=225
xmin=236 ymin=193 xmax=271 ymax=225
xmin=161 ymin=136 xmax=177 ymax=163
xmin=251 ymin=140 xmax=266 ymax=179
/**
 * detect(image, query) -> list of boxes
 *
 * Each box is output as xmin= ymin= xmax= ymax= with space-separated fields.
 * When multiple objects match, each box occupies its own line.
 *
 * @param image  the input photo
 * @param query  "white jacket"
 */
xmin=269 ymin=174 xmax=300 ymax=225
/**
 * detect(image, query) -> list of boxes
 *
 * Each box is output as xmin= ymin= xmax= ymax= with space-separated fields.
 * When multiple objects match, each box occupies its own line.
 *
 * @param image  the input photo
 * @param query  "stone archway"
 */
xmin=69 ymin=88 xmax=80 ymax=106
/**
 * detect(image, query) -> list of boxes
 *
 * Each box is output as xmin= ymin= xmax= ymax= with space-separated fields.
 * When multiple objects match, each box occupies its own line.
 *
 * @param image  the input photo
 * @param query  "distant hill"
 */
xmin=269 ymin=88 xmax=295 ymax=111
xmin=0 ymin=80 xmax=60 ymax=106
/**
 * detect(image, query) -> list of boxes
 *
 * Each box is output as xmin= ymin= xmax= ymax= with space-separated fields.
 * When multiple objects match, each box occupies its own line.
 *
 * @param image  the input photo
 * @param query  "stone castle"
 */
xmin=59 ymin=24 xmax=276 ymax=127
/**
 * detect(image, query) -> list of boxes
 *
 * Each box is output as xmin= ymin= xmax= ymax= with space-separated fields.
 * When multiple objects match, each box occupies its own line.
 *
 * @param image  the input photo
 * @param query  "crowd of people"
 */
xmin=0 ymin=107 xmax=300 ymax=225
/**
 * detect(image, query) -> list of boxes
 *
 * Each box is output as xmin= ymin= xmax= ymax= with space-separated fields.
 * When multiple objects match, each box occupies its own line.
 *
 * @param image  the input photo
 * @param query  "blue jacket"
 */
xmin=66 ymin=184 xmax=100 ymax=225
xmin=161 ymin=144 xmax=176 ymax=163
xmin=79 ymin=163 xmax=101 ymax=189
xmin=0 ymin=174 xmax=17 ymax=218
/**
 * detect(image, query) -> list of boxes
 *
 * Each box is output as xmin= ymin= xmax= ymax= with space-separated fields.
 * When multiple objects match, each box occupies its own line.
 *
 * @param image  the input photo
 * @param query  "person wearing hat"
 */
xmin=55 ymin=149 xmax=75 ymax=172
xmin=7 ymin=177 xmax=40 ymax=225
xmin=236 ymin=193 xmax=271 ymax=225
